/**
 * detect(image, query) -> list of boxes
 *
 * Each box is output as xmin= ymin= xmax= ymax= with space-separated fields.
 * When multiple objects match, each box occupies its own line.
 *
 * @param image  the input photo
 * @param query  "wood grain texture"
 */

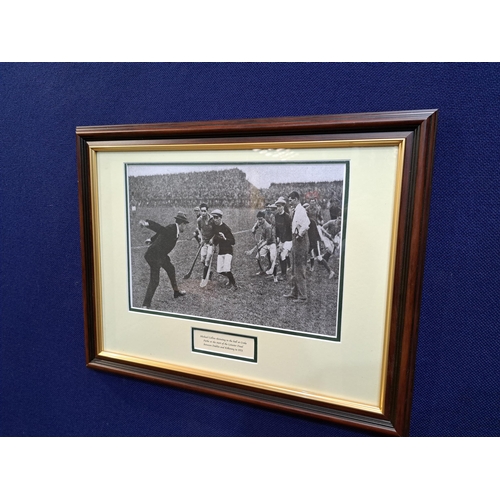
xmin=76 ymin=110 xmax=438 ymax=139
xmin=77 ymin=110 xmax=438 ymax=436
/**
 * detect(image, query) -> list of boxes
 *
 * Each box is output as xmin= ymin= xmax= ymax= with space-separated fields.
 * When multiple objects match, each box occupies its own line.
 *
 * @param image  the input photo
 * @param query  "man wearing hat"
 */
xmin=198 ymin=203 xmax=216 ymax=281
xmin=139 ymin=211 xmax=189 ymax=309
xmin=252 ymin=210 xmax=277 ymax=280
xmin=210 ymin=209 xmax=237 ymax=290
xmin=265 ymin=203 xmax=277 ymax=226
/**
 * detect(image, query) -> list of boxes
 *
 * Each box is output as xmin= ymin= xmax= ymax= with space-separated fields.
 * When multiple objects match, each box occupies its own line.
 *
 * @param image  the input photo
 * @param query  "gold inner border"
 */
xmin=89 ymin=138 xmax=405 ymax=152
xmin=89 ymin=138 xmax=405 ymax=415
xmin=90 ymin=147 xmax=105 ymax=354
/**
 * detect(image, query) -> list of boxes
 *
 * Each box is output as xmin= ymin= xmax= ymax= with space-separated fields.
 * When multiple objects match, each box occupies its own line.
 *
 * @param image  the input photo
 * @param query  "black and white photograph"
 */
xmin=126 ymin=161 xmax=347 ymax=340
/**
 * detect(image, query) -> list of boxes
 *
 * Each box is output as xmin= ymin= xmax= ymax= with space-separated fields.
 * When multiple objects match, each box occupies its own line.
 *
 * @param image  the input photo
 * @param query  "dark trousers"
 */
xmin=221 ymin=271 xmax=236 ymax=285
xmin=142 ymin=255 xmax=178 ymax=307
xmin=290 ymin=232 xmax=309 ymax=300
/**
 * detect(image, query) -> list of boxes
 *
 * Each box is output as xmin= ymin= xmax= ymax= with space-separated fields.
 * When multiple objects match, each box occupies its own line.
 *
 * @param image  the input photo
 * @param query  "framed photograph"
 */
xmin=77 ymin=110 xmax=438 ymax=436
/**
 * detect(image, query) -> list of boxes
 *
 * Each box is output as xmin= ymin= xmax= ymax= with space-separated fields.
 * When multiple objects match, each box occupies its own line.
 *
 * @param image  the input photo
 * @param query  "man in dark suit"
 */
xmin=139 ymin=211 xmax=189 ymax=309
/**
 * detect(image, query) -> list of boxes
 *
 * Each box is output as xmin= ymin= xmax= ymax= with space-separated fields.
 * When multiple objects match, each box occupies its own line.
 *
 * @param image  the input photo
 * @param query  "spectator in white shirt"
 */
xmin=283 ymin=191 xmax=310 ymax=302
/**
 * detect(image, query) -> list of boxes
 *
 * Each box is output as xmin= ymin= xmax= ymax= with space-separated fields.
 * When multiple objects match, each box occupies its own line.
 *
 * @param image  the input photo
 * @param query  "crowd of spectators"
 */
xmin=129 ymin=169 xmax=343 ymax=216
xmin=129 ymin=168 xmax=265 ymax=208
xmin=266 ymin=181 xmax=343 ymax=212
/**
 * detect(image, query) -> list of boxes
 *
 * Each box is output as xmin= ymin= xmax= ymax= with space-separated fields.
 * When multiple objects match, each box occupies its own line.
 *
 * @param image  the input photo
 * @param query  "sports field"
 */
xmin=128 ymin=206 xmax=341 ymax=339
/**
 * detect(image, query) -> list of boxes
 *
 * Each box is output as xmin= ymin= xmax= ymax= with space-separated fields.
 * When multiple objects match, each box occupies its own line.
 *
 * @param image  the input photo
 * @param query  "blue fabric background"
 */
xmin=1 ymin=63 xmax=498 ymax=437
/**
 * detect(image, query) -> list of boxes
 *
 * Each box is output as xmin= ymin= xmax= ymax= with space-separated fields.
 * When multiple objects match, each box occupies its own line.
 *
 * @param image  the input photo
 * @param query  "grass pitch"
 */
xmin=129 ymin=206 xmax=340 ymax=338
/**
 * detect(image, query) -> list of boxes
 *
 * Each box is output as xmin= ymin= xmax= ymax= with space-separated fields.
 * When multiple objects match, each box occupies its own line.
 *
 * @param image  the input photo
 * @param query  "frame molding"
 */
xmin=77 ymin=110 xmax=438 ymax=436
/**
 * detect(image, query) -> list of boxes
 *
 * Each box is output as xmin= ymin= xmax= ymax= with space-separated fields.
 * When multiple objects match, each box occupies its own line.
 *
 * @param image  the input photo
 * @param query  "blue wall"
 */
xmin=1 ymin=63 xmax=498 ymax=436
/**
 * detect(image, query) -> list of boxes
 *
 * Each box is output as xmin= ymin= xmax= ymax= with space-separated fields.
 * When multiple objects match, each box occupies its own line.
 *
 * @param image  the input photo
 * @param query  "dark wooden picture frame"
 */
xmin=77 ymin=110 xmax=438 ymax=436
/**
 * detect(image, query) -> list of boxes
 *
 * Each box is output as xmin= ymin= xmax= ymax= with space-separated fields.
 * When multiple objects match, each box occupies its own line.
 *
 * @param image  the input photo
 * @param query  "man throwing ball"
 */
xmin=139 ymin=211 xmax=189 ymax=309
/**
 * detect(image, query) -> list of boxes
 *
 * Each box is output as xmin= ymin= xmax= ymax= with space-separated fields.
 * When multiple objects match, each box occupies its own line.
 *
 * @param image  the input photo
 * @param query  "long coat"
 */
xmin=144 ymin=220 xmax=178 ymax=265
xmin=142 ymin=220 xmax=180 ymax=307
